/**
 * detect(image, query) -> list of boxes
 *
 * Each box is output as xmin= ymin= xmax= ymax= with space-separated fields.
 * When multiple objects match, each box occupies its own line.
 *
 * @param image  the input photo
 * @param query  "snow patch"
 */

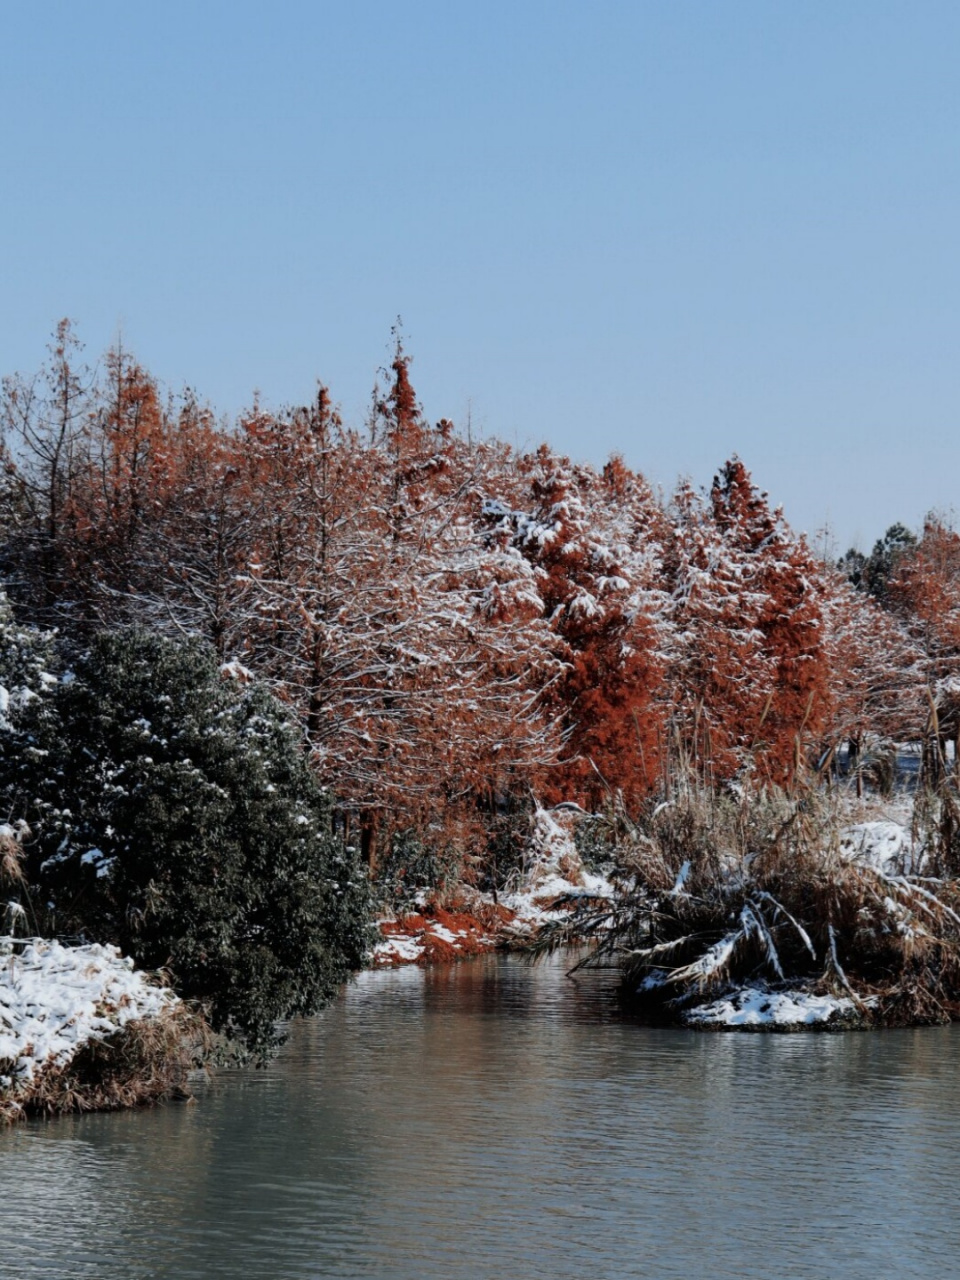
xmin=372 ymin=806 xmax=615 ymax=966
xmin=840 ymin=820 xmax=914 ymax=874
xmin=0 ymin=937 xmax=179 ymax=1092
xmin=373 ymin=933 xmax=426 ymax=965
xmin=219 ymin=659 xmax=253 ymax=683
xmin=500 ymin=806 xmax=614 ymax=933
xmin=683 ymin=985 xmax=864 ymax=1028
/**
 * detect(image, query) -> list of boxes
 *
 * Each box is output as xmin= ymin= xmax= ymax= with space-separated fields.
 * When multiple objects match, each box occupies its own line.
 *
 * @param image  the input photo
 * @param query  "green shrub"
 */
xmin=375 ymin=828 xmax=461 ymax=907
xmin=0 ymin=590 xmax=55 ymax=724
xmin=4 ymin=628 xmax=371 ymax=1058
xmin=475 ymin=795 xmax=534 ymax=896
xmin=573 ymin=810 xmax=622 ymax=874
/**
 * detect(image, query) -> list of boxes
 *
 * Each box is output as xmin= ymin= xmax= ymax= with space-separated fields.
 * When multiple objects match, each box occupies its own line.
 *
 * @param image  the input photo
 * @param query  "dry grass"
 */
xmin=532 ymin=774 xmax=960 ymax=1028
xmin=0 ymin=1003 xmax=209 ymax=1123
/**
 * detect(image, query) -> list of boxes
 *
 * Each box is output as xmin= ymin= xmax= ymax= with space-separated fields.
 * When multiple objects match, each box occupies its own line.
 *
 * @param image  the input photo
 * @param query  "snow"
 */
xmin=668 ymin=860 xmax=691 ymax=897
xmin=500 ymin=806 xmax=614 ymax=932
xmin=372 ymin=806 xmax=615 ymax=966
xmin=79 ymin=848 xmax=115 ymax=878
xmin=683 ymin=985 xmax=863 ymax=1028
xmin=935 ymin=675 xmax=960 ymax=701
xmin=840 ymin=820 xmax=914 ymax=874
xmin=670 ymin=930 xmax=740 ymax=984
xmin=0 ymin=683 xmax=42 ymax=730
xmin=426 ymin=923 xmax=461 ymax=945
xmin=373 ymin=933 xmax=425 ymax=965
xmin=0 ymin=937 xmax=179 ymax=1092
xmin=219 ymin=659 xmax=253 ymax=682
xmin=371 ymin=913 xmax=498 ymax=967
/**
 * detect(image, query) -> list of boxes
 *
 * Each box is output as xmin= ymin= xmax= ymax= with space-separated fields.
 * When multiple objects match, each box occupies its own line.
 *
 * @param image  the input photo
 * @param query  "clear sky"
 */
xmin=2 ymin=2 xmax=959 ymax=554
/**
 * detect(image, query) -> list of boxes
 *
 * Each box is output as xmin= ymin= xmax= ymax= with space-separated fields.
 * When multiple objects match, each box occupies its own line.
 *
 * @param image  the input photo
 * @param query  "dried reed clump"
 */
xmin=533 ymin=777 xmax=960 ymax=1028
xmin=0 ymin=1003 xmax=209 ymax=1123
xmin=845 ymin=735 xmax=899 ymax=798
xmin=0 ymin=824 xmax=27 ymax=888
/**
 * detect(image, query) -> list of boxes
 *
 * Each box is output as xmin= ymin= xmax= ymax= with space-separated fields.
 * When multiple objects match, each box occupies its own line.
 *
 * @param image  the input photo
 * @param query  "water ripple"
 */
xmin=2 ymin=954 xmax=959 ymax=1279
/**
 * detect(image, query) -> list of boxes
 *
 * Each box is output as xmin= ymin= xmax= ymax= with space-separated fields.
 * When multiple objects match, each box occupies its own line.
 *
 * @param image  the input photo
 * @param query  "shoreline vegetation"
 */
xmin=532 ymin=771 xmax=960 ymax=1033
xmin=0 ymin=936 xmax=204 ymax=1122
xmin=3 ymin=324 xmax=960 ymax=1116
xmin=3 ymin=768 xmax=960 ymax=1121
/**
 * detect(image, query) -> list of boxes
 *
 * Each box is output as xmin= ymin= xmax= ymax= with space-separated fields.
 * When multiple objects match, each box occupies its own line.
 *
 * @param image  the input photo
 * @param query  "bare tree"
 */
xmin=0 ymin=320 xmax=94 ymax=618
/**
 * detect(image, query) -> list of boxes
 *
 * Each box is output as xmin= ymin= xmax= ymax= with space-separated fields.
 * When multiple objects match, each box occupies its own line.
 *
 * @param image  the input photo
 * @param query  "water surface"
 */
xmin=2 ymin=954 xmax=959 ymax=1279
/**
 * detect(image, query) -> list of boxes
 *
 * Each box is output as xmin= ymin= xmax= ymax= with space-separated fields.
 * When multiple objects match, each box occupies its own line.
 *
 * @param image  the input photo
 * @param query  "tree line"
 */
xmin=2 ymin=322 xmax=957 ymax=863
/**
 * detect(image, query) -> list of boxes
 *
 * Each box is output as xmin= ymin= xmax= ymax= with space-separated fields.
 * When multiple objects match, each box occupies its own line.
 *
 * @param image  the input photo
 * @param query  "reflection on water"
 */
xmin=2 ymin=954 xmax=960 ymax=1279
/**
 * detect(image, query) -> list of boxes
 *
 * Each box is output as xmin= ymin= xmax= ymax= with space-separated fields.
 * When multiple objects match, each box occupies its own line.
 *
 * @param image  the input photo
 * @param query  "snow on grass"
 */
xmin=426 ymin=922 xmax=464 ymax=945
xmin=682 ymin=984 xmax=867 ymax=1029
xmin=500 ymin=806 xmax=614 ymax=933
xmin=500 ymin=872 xmax=614 ymax=933
xmin=372 ymin=904 xmax=500 ymax=968
xmin=373 ymin=933 xmax=426 ymax=965
xmin=840 ymin=819 xmax=915 ymax=874
xmin=0 ymin=936 xmax=179 ymax=1094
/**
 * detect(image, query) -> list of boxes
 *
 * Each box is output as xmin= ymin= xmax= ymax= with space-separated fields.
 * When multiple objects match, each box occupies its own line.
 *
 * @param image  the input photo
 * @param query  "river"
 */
xmin=2 ymin=952 xmax=959 ymax=1279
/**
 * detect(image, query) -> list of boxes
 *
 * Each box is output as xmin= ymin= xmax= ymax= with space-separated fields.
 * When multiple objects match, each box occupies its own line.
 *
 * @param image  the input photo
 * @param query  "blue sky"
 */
xmin=2 ymin=2 xmax=959 ymax=554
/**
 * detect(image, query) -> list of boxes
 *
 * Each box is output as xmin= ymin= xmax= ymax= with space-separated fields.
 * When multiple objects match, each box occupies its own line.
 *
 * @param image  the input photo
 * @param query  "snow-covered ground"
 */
xmin=499 ymin=805 xmax=614 ymax=931
xmin=637 ymin=809 xmax=923 ymax=1031
xmin=840 ymin=815 xmax=917 ymax=874
xmin=373 ymin=904 xmax=501 ymax=966
xmin=0 ymin=936 xmax=179 ymax=1097
xmin=683 ymin=985 xmax=867 ymax=1029
xmin=372 ymin=805 xmax=615 ymax=967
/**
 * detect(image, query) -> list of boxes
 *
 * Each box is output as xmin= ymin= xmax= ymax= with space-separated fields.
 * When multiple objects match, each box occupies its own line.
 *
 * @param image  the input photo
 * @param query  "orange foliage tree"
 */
xmin=481 ymin=447 xmax=669 ymax=810
xmin=821 ymin=568 xmax=925 ymax=751
xmin=888 ymin=518 xmax=960 ymax=681
xmin=7 ymin=326 xmax=943 ymax=862
xmin=664 ymin=460 xmax=830 ymax=786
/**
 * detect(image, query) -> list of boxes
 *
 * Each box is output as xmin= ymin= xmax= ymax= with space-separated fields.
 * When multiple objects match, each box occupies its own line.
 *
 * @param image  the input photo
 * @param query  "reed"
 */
xmin=0 ymin=1003 xmax=208 ymax=1123
xmin=532 ymin=769 xmax=960 ymax=1028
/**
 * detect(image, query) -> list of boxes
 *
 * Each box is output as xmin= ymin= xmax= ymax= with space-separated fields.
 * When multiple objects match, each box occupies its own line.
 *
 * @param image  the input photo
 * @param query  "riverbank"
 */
xmin=372 ymin=806 xmax=615 ymax=968
xmin=371 ymin=796 xmax=947 ymax=1038
xmin=5 ymin=790 xmax=953 ymax=1124
xmin=0 ymin=937 xmax=200 ymax=1122
xmin=548 ymin=785 xmax=960 ymax=1034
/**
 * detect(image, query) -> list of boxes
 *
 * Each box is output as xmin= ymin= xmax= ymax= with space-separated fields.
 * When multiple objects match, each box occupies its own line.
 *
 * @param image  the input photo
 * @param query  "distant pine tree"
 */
xmin=840 ymin=524 xmax=917 ymax=601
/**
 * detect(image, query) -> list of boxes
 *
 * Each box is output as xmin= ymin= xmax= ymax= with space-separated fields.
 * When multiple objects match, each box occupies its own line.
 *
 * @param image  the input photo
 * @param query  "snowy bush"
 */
xmin=374 ymin=828 xmax=462 ymax=907
xmin=0 ymin=590 xmax=54 ymax=730
xmin=0 ymin=936 xmax=199 ymax=1120
xmin=2 ymin=628 xmax=371 ymax=1058
xmin=533 ymin=778 xmax=960 ymax=1029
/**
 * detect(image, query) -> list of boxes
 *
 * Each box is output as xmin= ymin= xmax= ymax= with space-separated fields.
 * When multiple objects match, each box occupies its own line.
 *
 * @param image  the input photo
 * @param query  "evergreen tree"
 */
xmin=866 ymin=523 xmax=917 ymax=601
xmin=0 ymin=589 xmax=55 ymax=713
xmin=3 ymin=629 xmax=370 ymax=1058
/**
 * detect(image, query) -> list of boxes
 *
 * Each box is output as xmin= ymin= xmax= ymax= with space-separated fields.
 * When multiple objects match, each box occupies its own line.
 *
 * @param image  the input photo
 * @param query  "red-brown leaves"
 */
xmin=1 ymin=329 xmax=941 ymax=842
xmin=665 ymin=461 xmax=831 ymax=786
xmin=888 ymin=519 xmax=960 ymax=676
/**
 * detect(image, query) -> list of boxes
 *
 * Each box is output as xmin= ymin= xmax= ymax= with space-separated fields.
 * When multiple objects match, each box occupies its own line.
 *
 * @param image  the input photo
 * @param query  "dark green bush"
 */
xmin=573 ymin=811 xmax=621 ymax=874
xmin=3 ymin=628 xmax=371 ymax=1058
xmin=375 ymin=828 xmax=461 ymax=907
xmin=474 ymin=795 xmax=534 ymax=896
